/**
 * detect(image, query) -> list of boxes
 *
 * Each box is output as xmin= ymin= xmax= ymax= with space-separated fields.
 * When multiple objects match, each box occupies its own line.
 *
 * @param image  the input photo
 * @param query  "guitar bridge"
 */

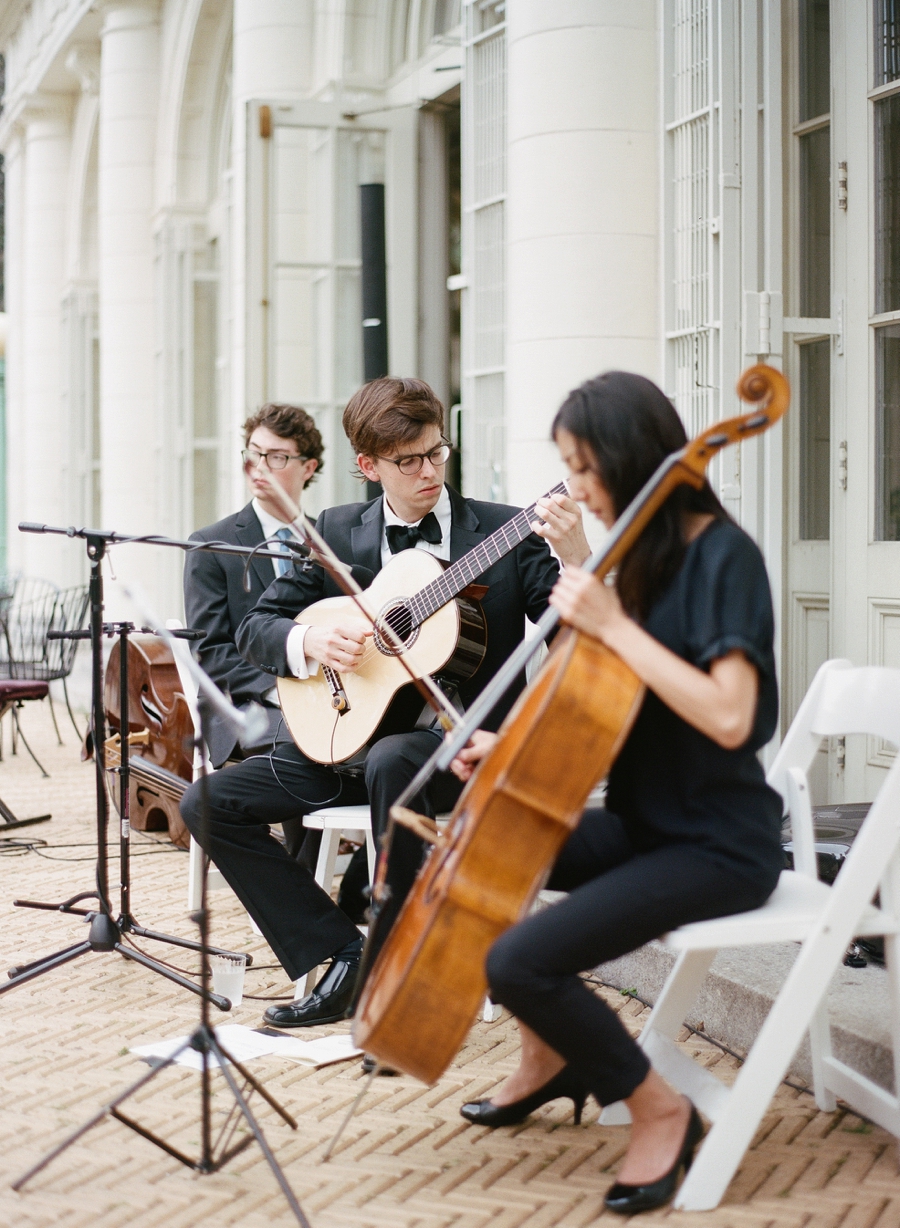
xmin=323 ymin=665 xmax=350 ymax=713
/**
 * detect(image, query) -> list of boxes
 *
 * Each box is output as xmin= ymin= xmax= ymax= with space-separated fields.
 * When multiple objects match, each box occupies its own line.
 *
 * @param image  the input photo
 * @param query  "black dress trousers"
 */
xmin=181 ymin=728 xmax=463 ymax=981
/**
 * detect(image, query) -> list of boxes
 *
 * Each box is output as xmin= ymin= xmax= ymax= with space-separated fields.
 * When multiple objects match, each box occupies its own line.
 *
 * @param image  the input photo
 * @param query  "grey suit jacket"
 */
xmin=184 ymin=502 xmax=286 ymax=766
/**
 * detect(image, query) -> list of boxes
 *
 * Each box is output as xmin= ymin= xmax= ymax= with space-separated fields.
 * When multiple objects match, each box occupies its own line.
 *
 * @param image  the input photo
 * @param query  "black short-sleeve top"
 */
xmin=605 ymin=518 xmax=785 ymax=889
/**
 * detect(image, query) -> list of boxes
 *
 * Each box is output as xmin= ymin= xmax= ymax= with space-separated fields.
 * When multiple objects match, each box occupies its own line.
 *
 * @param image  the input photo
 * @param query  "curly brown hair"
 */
xmin=242 ymin=403 xmax=324 ymax=487
xmin=342 ymin=377 xmax=444 ymax=458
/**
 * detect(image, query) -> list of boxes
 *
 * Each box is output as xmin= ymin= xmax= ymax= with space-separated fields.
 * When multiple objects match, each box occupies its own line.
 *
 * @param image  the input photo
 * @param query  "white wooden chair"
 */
xmin=295 ymin=806 xmax=503 ymax=1019
xmin=600 ymin=659 xmax=900 ymax=1211
xmin=297 ymin=805 xmax=376 ymax=995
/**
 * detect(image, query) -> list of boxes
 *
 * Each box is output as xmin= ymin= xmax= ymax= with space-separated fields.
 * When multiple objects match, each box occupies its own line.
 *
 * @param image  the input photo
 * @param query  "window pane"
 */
xmin=799 ymin=0 xmax=830 ymax=122
xmin=876 ymin=94 xmax=900 ymax=314
xmin=193 ymin=278 xmax=217 ymax=438
xmin=800 ymin=126 xmax=831 ymax=317
xmin=193 ymin=447 xmax=218 ymax=533
xmin=799 ymin=339 xmax=831 ymax=540
xmin=875 ymin=0 xmax=900 ymax=87
xmin=878 ymin=324 xmax=900 ymax=540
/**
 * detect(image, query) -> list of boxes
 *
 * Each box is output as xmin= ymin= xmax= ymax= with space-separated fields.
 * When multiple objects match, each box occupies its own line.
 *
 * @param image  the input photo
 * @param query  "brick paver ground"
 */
xmin=1 ymin=703 xmax=899 ymax=1228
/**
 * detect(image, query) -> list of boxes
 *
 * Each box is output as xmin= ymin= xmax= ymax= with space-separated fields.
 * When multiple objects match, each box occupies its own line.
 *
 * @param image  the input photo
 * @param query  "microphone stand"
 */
xmin=10 ymin=541 xmax=311 ymax=1227
xmin=1 ymin=529 xmax=250 ymax=1005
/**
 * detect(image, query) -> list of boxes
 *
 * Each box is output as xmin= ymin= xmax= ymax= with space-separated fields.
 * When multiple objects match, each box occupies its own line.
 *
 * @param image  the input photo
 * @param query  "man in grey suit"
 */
xmin=184 ymin=403 xmax=323 ymax=768
xmin=181 ymin=377 xmax=588 ymax=1029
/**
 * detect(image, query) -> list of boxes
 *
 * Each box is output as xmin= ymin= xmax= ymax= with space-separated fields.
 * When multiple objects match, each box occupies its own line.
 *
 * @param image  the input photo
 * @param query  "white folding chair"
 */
xmin=600 ymin=659 xmax=900 ymax=1211
xmin=165 ymin=619 xmax=231 ymax=910
xmin=297 ymin=804 xmax=376 ymax=995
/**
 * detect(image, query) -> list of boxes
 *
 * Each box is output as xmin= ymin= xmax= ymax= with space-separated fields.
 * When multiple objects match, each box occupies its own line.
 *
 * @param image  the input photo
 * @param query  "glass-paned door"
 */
xmin=827 ymin=0 xmax=900 ymax=801
xmin=783 ymin=0 xmax=834 ymax=780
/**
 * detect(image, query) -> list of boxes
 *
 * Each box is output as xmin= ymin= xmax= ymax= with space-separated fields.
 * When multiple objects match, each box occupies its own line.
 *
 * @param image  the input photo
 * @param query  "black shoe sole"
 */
xmin=263 ymin=1009 xmax=351 ymax=1029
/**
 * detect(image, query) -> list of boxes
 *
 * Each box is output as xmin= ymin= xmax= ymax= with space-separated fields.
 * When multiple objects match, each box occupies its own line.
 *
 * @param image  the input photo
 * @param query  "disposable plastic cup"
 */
xmin=210 ymin=954 xmax=247 ymax=1008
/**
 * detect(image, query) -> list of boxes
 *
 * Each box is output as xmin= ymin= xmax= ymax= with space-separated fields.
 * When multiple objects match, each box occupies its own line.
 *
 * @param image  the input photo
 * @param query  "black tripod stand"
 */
xmin=1 ymin=531 xmax=243 ymax=1006
xmin=8 ymin=535 xmax=310 ymax=1224
xmin=13 ymin=702 xmax=310 ymax=1226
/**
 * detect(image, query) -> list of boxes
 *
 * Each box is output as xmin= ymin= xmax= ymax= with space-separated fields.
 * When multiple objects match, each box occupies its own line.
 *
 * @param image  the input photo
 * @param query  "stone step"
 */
xmin=598 ymin=940 xmax=895 ymax=1093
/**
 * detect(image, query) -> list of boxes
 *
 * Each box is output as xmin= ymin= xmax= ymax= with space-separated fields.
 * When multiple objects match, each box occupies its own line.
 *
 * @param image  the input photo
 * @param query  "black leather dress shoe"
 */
xmin=264 ymin=954 xmax=359 ymax=1028
xmin=604 ymin=1103 xmax=704 ymax=1215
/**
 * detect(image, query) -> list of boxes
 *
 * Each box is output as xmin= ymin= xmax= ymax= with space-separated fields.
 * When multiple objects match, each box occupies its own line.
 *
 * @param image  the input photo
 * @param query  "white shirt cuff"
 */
xmin=285 ymin=624 xmax=320 ymax=679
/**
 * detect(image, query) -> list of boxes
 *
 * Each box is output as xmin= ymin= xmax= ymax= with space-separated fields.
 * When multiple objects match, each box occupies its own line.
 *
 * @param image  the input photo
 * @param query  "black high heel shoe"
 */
xmin=604 ymin=1103 xmax=704 ymax=1216
xmin=460 ymin=1067 xmax=589 ymax=1127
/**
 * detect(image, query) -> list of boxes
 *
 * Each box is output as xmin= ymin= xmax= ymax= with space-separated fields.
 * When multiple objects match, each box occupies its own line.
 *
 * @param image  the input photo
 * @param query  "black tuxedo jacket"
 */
xmin=184 ymin=502 xmax=286 ymax=765
xmin=235 ymin=485 xmax=560 ymax=735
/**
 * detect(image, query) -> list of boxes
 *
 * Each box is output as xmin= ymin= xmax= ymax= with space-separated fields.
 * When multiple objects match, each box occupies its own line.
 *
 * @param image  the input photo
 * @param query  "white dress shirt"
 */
xmin=285 ymin=486 xmax=451 ymax=680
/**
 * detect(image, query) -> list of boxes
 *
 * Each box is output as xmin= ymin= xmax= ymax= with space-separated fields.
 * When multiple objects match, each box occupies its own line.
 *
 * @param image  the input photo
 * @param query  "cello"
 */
xmin=353 ymin=365 xmax=790 ymax=1084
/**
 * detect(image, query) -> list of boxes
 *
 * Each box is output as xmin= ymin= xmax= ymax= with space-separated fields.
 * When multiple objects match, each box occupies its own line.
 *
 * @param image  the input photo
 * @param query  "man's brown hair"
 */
xmin=242 ymin=403 xmax=324 ymax=487
xmin=342 ymin=377 xmax=444 ymax=458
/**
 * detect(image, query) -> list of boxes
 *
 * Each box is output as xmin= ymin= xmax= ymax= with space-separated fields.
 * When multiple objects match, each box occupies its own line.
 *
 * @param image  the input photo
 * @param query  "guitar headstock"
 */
xmin=679 ymin=364 xmax=790 ymax=481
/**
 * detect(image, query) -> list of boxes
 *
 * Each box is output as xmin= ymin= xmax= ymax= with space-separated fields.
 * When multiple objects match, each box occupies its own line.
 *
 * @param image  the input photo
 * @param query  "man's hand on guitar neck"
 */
xmin=531 ymin=493 xmax=591 ymax=568
xmin=304 ymin=623 xmax=373 ymax=672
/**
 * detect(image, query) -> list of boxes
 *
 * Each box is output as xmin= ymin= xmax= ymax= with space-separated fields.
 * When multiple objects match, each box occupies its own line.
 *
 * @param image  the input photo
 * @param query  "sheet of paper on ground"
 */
xmin=130 ymin=1024 xmax=362 ymax=1071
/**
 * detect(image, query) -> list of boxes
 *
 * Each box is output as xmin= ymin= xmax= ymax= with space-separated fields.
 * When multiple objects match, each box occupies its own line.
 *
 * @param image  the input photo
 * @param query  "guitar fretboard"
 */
xmin=408 ymin=482 xmax=568 ymax=628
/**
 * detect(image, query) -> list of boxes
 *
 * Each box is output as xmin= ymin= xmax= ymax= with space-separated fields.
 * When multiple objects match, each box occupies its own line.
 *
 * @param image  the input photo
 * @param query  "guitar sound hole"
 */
xmin=373 ymin=601 xmax=419 ymax=656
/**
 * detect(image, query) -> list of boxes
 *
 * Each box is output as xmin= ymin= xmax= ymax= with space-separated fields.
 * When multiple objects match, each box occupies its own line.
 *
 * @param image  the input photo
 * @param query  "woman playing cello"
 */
xmin=449 ymin=371 xmax=785 ymax=1215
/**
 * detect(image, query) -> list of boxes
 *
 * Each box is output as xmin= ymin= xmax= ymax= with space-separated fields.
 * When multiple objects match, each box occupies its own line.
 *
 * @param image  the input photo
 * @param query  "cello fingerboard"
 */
xmin=409 ymin=481 xmax=567 ymax=627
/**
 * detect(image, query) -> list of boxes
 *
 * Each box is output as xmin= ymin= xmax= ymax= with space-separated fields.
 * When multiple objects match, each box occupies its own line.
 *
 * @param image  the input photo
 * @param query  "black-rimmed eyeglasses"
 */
xmin=377 ymin=442 xmax=451 ymax=476
xmin=242 ymin=448 xmax=306 ymax=471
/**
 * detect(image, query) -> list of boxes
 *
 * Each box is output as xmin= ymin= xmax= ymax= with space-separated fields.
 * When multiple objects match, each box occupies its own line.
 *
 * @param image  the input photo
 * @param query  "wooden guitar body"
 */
xmin=104 ymin=636 xmax=194 ymax=849
xmin=278 ymin=549 xmax=487 ymax=764
xmin=353 ymin=629 xmax=644 ymax=1083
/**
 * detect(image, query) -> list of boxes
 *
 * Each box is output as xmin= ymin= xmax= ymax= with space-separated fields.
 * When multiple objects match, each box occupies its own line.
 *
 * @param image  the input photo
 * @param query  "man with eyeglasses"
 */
xmin=184 ymin=403 xmax=323 ymax=770
xmin=181 ymin=376 xmax=589 ymax=1031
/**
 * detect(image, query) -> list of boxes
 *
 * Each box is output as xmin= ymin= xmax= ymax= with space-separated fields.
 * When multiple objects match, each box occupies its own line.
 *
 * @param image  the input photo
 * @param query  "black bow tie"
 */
xmin=386 ymin=511 xmax=442 ymax=555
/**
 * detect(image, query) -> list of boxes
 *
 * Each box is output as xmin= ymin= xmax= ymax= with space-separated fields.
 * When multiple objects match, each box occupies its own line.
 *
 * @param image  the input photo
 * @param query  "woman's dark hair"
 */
xmin=552 ymin=371 xmax=729 ymax=619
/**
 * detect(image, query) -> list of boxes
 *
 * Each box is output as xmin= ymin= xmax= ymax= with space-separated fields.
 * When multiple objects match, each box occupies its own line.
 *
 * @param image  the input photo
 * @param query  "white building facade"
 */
xmin=0 ymin=0 xmax=897 ymax=804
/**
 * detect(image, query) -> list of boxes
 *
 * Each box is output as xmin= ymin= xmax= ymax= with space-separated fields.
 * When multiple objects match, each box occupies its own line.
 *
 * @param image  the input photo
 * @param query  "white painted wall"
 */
xmin=504 ymin=0 xmax=660 ymax=506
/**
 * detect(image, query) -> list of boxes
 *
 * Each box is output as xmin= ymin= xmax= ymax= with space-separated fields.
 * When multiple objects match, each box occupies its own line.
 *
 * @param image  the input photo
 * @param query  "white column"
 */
xmin=2 ymin=130 xmax=25 ymax=578
xmin=504 ymin=1 xmax=660 ymax=505
xmin=229 ymin=0 xmax=313 ymax=510
xmin=97 ymin=0 xmax=160 ymax=607
xmin=18 ymin=101 xmax=73 ymax=583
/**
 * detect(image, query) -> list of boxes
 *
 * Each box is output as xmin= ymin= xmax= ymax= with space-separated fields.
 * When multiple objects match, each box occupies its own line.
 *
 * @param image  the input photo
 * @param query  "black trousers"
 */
xmin=486 ymin=809 xmax=778 ymax=1107
xmin=180 ymin=730 xmax=462 ymax=981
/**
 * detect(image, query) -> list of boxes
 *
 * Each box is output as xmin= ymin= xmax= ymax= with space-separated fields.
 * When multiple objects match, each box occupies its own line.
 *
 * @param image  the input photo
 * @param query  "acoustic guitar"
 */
xmin=277 ymin=482 xmax=567 ymax=764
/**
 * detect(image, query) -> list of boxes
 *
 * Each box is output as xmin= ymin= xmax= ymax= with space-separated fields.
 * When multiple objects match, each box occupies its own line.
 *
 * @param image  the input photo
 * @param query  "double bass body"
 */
xmin=104 ymin=635 xmax=194 ymax=849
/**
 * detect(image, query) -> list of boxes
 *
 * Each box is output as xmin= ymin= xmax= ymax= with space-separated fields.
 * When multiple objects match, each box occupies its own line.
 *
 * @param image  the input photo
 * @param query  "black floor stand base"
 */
xmin=2 ymin=906 xmax=243 ymax=1010
xmin=12 ymin=1026 xmax=311 ymax=1227
xmin=0 ymin=792 xmax=51 ymax=831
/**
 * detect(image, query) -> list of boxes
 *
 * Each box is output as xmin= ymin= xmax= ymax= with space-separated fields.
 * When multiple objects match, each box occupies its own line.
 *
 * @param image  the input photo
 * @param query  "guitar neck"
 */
xmin=409 ymin=481 xmax=568 ymax=626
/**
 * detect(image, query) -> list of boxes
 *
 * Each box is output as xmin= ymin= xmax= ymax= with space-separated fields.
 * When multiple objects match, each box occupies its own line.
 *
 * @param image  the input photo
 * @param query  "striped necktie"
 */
xmin=274 ymin=527 xmax=294 ymax=576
